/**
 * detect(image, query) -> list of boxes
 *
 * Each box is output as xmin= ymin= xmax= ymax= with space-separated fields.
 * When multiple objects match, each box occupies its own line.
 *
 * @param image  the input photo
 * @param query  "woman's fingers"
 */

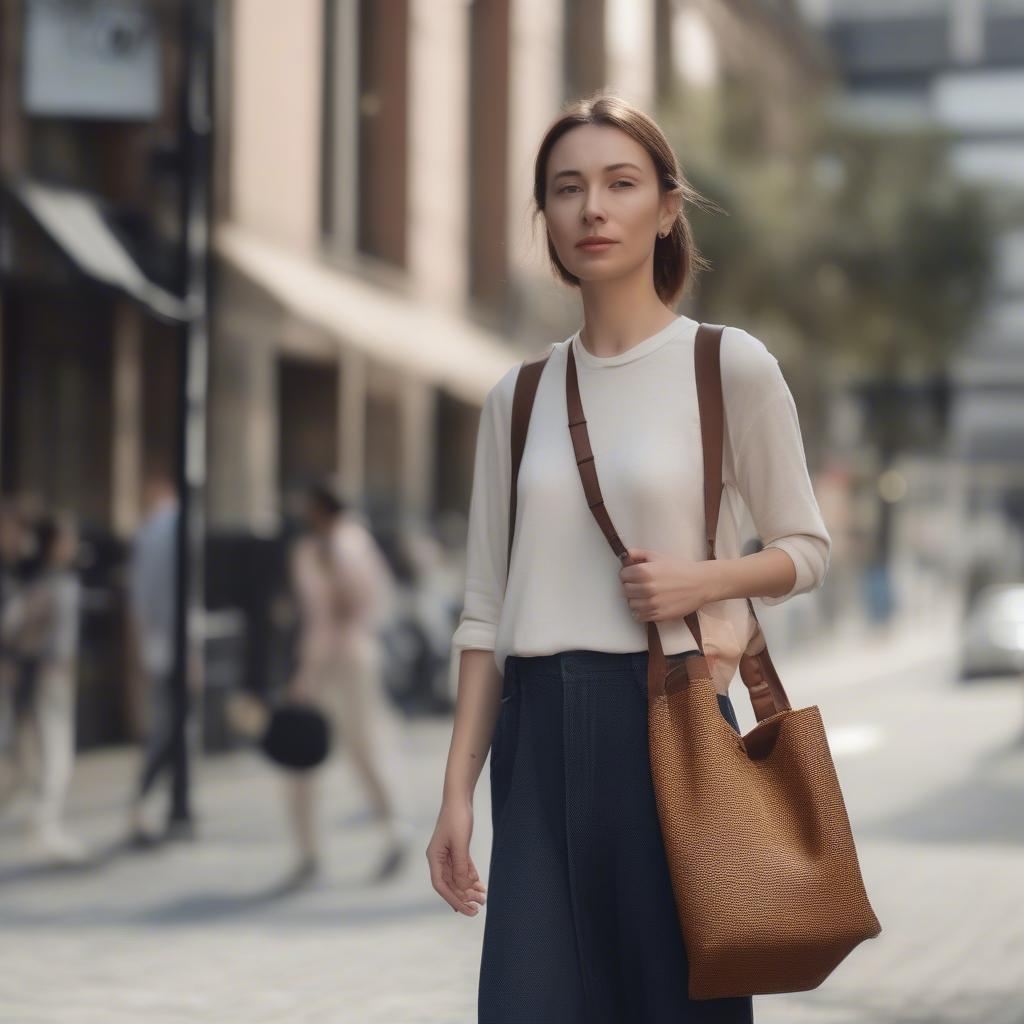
xmin=428 ymin=844 xmax=481 ymax=914
xmin=461 ymin=866 xmax=488 ymax=906
xmin=429 ymin=849 xmax=470 ymax=912
xmin=450 ymin=851 xmax=487 ymax=913
xmin=462 ymin=859 xmax=485 ymax=892
xmin=426 ymin=807 xmax=488 ymax=915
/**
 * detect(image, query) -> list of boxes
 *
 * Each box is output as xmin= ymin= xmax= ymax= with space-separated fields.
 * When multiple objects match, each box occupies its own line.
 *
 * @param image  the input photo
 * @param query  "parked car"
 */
xmin=958 ymin=582 xmax=1024 ymax=680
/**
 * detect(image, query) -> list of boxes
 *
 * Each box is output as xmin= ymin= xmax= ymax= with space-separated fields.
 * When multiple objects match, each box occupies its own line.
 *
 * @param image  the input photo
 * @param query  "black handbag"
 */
xmin=227 ymin=690 xmax=333 ymax=771
xmin=260 ymin=702 xmax=332 ymax=771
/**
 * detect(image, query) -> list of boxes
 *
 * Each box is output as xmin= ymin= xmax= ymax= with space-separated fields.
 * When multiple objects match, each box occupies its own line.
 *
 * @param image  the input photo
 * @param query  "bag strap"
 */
xmin=505 ymin=326 xmax=791 ymax=720
xmin=564 ymin=334 xmax=707 ymax=698
xmin=506 ymin=344 xmax=554 ymax=585
xmin=692 ymin=324 xmax=791 ymax=720
xmin=567 ymin=322 xmax=792 ymax=719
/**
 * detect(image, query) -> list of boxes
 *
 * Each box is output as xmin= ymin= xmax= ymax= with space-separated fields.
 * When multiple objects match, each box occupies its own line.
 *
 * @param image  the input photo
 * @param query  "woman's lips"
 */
xmin=577 ymin=240 xmax=617 ymax=253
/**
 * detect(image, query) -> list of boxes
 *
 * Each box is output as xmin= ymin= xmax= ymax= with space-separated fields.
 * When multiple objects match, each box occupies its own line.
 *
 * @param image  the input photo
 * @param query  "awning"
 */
xmin=5 ymin=176 xmax=193 ymax=324
xmin=214 ymin=221 xmax=522 ymax=405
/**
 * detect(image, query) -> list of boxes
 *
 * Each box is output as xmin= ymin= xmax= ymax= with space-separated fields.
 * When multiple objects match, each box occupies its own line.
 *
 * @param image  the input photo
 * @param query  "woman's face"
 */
xmin=543 ymin=123 xmax=678 ymax=286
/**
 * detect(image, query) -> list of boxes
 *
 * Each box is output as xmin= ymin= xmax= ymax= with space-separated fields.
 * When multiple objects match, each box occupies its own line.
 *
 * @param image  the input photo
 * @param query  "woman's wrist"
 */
xmin=704 ymin=557 xmax=738 ymax=603
xmin=442 ymin=785 xmax=474 ymax=812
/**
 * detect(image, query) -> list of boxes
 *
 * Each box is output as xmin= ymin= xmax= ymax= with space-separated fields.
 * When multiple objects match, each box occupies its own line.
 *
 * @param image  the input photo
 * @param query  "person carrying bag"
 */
xmin=561 ymin=322 xmax=883 ymax=999
xmin=429 ymin=92 xmax=880 ymax=1023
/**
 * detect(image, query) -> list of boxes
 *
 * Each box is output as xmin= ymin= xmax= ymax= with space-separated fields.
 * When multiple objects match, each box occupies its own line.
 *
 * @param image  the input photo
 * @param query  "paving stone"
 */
xmin=1 ymin=603 xmax=1022 ymax=1022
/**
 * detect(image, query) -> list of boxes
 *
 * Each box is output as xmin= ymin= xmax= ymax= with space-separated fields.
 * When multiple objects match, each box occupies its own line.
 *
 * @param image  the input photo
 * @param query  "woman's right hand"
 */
xmin=426 ymin=799 xmax=487 ymax=916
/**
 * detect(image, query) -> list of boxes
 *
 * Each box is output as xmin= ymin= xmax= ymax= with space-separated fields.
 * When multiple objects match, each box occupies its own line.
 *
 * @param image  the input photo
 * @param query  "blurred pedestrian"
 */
xmin=0 ymin=500 xmax=26 ymax=789
xmin=280 ymin=479 xmax=412 ymax=887
xmin=0 ymin=506 xmax=50 ymax=819
xmin=125 ymin=466 xmax=192 ymax=846
xmin=0 ymin=512 xmax=87 ymax=862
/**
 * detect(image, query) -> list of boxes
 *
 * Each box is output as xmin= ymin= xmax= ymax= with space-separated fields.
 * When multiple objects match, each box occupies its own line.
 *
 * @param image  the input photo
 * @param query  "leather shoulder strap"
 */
xmin=696 ymin=323 xmax=792 ymax=717
xmin=565 ymin=332 xmax=706 ymax=659
xmin=694 ymin=324 xmax=725 ymax=561
xmin=506 ymin=344 xmax=554 ymax=584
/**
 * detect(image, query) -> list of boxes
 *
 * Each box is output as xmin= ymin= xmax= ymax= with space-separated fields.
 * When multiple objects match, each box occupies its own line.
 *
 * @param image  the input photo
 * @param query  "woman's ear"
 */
xmin=660 ymin=192 xmax=682 ymax=233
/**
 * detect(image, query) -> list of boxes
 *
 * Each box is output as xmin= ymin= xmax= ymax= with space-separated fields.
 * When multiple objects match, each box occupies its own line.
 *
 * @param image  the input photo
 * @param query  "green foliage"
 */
xmin=658 ymin=87 xmax=999 ymax=383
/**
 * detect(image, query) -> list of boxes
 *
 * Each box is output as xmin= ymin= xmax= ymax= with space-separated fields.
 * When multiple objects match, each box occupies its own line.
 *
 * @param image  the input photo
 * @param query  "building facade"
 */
xmin=0 ymin=0 xmax=828 ymax=743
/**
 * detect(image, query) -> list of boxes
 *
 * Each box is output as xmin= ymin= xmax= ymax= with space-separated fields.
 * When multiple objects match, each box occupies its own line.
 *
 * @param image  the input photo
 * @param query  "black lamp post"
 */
xmin=166 ymin=0 xmax=213 ymax=829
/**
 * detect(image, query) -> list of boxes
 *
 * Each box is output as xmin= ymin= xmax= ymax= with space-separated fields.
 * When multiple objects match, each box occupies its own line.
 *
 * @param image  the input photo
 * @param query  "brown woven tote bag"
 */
xmin=506 ymin=322 xmax=881 ymax=1001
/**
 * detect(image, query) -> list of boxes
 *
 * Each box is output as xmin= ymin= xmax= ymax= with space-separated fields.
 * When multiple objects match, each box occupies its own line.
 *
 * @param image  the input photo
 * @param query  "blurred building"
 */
xmin=804 ymin=0 xmax=1024 ymax=592
xmin=212 ymin=0 xmax=832 ymax=694
xmin=0 ymin=0 xmax=831 ymax=744
xmin=0 ymin=0 xmax=197 ymax=745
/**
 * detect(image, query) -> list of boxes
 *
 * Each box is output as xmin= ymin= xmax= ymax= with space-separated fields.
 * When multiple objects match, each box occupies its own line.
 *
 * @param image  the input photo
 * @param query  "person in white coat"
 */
xmin=280 ymin=480 xmax=412 ymax=888
xmin=1 ymin=513 xmax=86 ymax=863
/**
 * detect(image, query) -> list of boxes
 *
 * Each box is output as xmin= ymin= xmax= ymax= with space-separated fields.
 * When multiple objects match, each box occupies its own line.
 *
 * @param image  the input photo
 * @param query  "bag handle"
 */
xmin=691 ymin=324 xmax=792 ymax=720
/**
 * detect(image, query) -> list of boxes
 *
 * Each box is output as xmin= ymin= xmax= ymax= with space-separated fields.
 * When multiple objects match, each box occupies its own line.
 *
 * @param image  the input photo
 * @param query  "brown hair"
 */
xmin=532 ymin=91 xmax=716 ymax=307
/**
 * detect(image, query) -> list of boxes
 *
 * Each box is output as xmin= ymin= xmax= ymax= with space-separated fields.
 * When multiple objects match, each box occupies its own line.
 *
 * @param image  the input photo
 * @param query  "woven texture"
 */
xmin=650 ymin=656 xmax=881 ymax=998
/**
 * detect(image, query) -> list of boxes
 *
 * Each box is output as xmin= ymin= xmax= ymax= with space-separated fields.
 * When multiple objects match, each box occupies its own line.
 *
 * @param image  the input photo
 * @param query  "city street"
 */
xmin=2 ymin=602 xmax=1023 ymax=1023
xmin=3 ymin=2 xmax=1023 ymax=1023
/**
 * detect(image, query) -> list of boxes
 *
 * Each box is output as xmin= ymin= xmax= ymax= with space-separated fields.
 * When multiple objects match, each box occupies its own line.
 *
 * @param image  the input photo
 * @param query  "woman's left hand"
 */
xmin=619 ymin=548 xmax=722 ymax=623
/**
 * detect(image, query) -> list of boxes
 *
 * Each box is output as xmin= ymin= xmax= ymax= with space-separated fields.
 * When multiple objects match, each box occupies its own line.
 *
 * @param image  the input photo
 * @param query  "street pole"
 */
xmin=168 ymin=0 xmax=213 ymax=829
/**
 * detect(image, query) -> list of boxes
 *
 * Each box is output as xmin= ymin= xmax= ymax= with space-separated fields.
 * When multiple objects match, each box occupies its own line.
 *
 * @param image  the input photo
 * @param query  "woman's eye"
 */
xmin=557 ymin=180 xmax=635 ymax=194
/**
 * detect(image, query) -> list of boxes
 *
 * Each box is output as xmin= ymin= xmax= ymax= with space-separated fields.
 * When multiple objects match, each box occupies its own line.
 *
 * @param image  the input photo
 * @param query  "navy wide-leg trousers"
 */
xmin=478 ymin=648 xmax=755 ymax=1024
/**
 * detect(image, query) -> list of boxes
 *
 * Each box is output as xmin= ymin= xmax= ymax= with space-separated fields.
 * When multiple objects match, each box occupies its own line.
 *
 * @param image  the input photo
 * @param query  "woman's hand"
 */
xmin=427 ymin=799 xmax=487 ymax=916
xmin=619 ymin=548 xmax=722 ymax=623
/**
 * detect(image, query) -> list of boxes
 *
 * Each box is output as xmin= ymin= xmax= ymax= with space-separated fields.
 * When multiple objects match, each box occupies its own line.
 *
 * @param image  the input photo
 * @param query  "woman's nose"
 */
xmin=580 ymin=193 xmax=606 ymax=223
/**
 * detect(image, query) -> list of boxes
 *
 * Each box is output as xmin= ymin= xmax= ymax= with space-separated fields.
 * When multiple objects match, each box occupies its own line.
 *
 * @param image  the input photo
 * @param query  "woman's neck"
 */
xmin=577 ymin=300 xmax=680 ymax=359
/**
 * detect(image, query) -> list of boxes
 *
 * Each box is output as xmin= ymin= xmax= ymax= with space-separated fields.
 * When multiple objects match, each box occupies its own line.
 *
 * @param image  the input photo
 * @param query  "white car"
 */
xmin=959 ymin=583 xmax=1024 ymax=680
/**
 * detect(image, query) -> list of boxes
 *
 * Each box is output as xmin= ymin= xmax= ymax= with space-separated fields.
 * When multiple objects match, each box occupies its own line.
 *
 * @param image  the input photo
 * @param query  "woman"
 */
xmin=426 ymin=93 xmax=832 ymax=1023
xmin=282 ymin=481 xmax=411 ymax=887
xmin=0 ymin=501 xmax=26 ymax=785
xmin=1 ymin=513 xmax=86 ymax=862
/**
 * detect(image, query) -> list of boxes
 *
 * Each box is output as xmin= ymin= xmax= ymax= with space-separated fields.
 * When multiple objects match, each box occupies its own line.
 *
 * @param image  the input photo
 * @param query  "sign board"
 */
xmin=22 ymin=0 xmax=162 ymax=120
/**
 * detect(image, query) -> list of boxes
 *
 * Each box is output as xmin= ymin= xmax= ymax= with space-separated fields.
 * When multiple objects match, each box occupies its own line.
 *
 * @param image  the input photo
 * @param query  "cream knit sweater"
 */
xmin=449 ymin=315 xmax=832 ymax=695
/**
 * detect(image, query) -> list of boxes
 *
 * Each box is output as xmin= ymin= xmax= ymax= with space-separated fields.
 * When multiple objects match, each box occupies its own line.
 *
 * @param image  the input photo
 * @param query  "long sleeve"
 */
xmin=450 ymin=368 xmax=514 ymax=661
xmin=721 ymin=328 xmax=832 ymax=606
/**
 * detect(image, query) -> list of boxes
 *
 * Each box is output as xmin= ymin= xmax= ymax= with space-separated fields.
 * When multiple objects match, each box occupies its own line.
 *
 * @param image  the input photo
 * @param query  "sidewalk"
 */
xmin=1 ymin=598 xmax=1022 ymax=1023
xmin=754 ymin=597 xmax=1024 ymax=1024
xmin=0 ymin=721 xmax=476 ymax=1024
